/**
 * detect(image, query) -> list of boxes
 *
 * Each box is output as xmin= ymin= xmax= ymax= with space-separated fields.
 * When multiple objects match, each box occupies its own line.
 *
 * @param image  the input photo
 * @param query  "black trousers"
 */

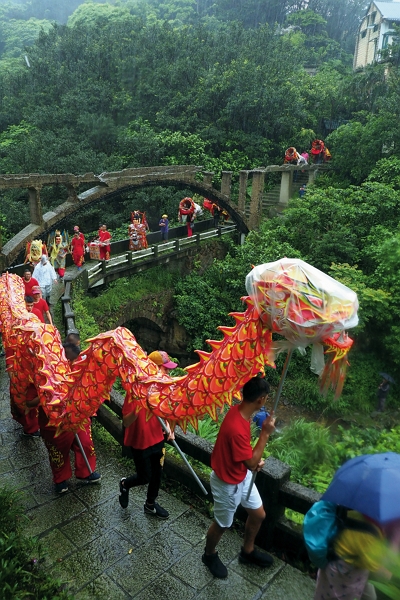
xmin=125 ymin=443 xmax=165 ymax=504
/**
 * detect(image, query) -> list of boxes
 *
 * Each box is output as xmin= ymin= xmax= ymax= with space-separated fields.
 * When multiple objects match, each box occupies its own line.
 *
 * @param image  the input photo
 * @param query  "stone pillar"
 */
xmin=238 ymin=171 xmax=248 ymax=212
xmin=308 ymin=168 xmax=317 ymax=184
xmin=65 ymin=183 xmax=79 ymax=203
xmin=221 ymin=171 xmax=233 ymax=200
xmin=202 ymin=171 xmax=214 ymax=186
xmin=28 ymin=187 xmax=43 ymax=225
xmin=279 ymin=171 xmax=292 ymax=207
xmin=248 ymin=170 xmax=265 ymax=230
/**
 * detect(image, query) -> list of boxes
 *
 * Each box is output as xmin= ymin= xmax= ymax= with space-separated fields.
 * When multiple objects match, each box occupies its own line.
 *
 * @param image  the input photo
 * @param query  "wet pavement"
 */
xmin=0 ymin=363 xmax=316 ymax=600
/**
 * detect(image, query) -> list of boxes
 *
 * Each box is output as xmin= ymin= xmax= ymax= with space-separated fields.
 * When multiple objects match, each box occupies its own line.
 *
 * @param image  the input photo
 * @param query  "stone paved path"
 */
xmin=0 ymin=362 xmax=316 ymax=600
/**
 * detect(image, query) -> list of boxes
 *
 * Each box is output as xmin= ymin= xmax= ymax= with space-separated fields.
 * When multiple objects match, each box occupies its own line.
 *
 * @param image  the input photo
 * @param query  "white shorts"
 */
xmin=210 ymin=470 xmax=262 ymax=528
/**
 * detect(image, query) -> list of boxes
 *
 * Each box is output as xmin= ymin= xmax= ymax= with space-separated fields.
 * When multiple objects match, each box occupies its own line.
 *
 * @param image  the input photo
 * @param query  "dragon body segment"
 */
xmin=0 ymin=258 xmax=358 ymax=434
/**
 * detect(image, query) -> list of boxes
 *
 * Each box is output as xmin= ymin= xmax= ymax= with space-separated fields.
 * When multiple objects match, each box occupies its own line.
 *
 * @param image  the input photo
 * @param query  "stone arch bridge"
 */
xmin=0 ymin=163 xmax=324 ymax=270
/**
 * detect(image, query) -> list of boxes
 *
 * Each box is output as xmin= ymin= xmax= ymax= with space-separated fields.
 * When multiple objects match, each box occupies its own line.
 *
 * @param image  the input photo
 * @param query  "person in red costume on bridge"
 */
xmin=71 ymin=228 xmax=85 ymax=271
xmin=98 ymin=224 xmax=111 ymax=261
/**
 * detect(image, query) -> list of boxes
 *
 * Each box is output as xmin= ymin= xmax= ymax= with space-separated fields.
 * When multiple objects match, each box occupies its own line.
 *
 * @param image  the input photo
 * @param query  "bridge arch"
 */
xmin=0 ymin=163 xmax=326 ymax=269
xmin=106 ymin=291 xmax=192 ymax=362
xmin=0 ymin=166 xmax=249 ymax=269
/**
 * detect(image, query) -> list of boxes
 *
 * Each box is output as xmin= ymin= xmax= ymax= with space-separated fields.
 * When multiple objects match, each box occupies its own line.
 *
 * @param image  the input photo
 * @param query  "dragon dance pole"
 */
xmin=157 ymin=417 xmax=208 ymax=496
xmin=246 ymin=348 xmax=294 ymax=501
xmin=74 ymin=433 xmax=93 ymax=475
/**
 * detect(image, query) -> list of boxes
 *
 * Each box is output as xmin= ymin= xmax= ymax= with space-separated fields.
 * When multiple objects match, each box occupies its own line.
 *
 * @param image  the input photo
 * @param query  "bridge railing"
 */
xmin=83 ymin=224 xmax=237 ymax=290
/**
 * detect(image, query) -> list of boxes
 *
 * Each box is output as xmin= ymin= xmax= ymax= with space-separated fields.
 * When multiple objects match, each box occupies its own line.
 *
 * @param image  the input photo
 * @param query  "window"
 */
xmin=361 ymin=30 xmax=367 ymax=38
xmin=382 ymin=33 xmax=390 ymax=49
xmin=370 ymin=11 xmax=376 ymax=24
xmin=374 ymin=24 xmax=379 ymax=32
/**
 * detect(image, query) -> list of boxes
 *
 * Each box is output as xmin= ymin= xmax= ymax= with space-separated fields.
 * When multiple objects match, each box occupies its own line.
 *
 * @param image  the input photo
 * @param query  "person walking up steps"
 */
xmin=202 ymin=376 xmax=275 ymax=579
xmin=118 ymin=350 xmax=177 ymax=518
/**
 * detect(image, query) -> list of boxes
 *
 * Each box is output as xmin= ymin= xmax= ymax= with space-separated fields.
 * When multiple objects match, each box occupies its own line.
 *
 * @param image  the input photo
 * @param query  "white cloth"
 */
xmin=32 ymin=262 xmax=57 ymax=288
xmin=210 ymin=469 xmax=262 ymax=528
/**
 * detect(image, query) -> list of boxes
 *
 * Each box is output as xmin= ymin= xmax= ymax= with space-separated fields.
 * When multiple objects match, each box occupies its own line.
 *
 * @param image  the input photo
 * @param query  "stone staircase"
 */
xmin=245 ymin=171 xmax=309 ymax=218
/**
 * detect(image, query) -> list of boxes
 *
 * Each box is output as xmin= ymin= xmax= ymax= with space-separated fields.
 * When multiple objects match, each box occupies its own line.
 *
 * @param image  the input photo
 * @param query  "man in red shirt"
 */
xmin=118 ymin=350 xmax=176 ymax=518
xmin=21 ymin=267 xmax=39 ymax=296
xmin=31 ymin=286 xmax=53 ymax=325
xmin=98 ymin=224 xmax=111 ymax=261
xmin=202 ymin=376 xmax=276 ymax=579
xmin=25 ymin=295 xmax=45 ymax=323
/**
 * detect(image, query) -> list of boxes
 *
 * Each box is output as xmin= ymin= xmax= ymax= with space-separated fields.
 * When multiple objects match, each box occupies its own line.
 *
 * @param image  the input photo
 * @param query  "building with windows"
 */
xmin=354 ymin=1 xmax=400 ymax=69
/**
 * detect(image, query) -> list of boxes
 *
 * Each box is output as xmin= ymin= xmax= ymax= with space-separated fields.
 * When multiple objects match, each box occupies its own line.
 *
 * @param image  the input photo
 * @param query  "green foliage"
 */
xmin=70 ymin=280 xmax=100 ymax=346
xmin=81 ymin=267 xmax=178 ymax=331
xmin=188 ymin=415 xmax=219 ymax=443
xmin=265 ymin=418 xmax=336 ymax=484
xmin=0 ymin=486 xmax=72 ymax=599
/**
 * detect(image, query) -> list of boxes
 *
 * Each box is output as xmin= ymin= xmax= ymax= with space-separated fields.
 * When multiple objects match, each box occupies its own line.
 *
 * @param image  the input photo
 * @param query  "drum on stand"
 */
xmin=89 ymin=242 xmax=101 ymax=260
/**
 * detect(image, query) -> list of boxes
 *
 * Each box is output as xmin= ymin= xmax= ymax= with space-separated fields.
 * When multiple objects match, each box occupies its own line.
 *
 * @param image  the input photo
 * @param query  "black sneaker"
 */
xmin=144 ymin=501 xmax=169 ymax=519
xmin=119 ymin=478 xmax=129 ymax=508
xmin=22 ymin=430 xmax=40 ymax=438
xmin=239 ymin=547 xmax=274 ymax=568
xmin=202 ymin=550 xmax=228 ymax=579
xmin=77 ymin=471 xmax=101 ymax=484
xmin=55 ymin=481 xmax=68 ymax=494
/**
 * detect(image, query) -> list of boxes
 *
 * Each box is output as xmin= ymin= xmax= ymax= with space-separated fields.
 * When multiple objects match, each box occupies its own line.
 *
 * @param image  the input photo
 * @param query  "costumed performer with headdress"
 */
xmin=25 ymin=239 xmax=48 ymax=266
xmin=49 ymin=230 xmax=69 ymax=280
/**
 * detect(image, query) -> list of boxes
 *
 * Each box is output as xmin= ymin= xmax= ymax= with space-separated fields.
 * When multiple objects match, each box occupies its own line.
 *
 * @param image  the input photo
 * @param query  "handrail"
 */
xmin=85 ymin=225 xmax=237 ymax=289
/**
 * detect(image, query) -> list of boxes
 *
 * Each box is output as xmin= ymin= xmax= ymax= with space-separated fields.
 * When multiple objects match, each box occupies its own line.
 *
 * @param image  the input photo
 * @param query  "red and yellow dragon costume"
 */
xmin=0 ymin=259 xmax=358 ymax=435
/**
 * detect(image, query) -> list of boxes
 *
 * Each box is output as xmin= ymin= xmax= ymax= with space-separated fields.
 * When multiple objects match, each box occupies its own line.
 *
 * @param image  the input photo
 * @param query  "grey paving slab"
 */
xmin=170 ymin=542 xmax=215 ymax=590
xmin=0 ymin=432 xmax=22 ymax=446
xmin=0 ymin=415 xmax=20 ymax=432
xmin=260 ymin=563 xmax=316 ymax=599
xmin=0 ymin=457 xmax=13 ymax=474
xmin=51 ymin=528 xmax=130 ymax=592
xmin=169 ymin=506 xmax=211 ymax=545
xmin=75 ymin=574 xmax=130 ymax=600
xmin=230 ymin=554 xmax=286 ymax=587
xmin=107 ymin=530 xmax=193 ymax=597
xmin=195 ymin=568 xmax=262 ymax=600
xmin=40 ymin=528 xmax=77 ymax=565
xmin=60 ymin=510 xmax=114 ymax=549
xmin=26 ymin=494 xmax=87 ymax=536
xmin=135 ymin=571 xmax=196 ymax=600
xmin=71 ymin=475 xmax=120 ymax=507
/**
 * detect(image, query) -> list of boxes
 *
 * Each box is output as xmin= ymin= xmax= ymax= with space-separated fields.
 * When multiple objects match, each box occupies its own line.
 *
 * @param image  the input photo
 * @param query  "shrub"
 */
xmin=0 ymin=487 xmax=72 ymax=600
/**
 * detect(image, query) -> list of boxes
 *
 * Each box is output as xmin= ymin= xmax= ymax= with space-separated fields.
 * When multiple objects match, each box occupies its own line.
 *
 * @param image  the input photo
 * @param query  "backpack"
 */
xmin=303 ymin=500 xmax=379 ymax=569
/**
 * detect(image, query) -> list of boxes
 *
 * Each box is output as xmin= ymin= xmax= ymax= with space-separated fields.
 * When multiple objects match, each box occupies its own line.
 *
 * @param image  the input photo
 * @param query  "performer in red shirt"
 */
xmin=71 ymin=229 xmax=85 ymax=270
xmin=21 ymin=267 xmax=39 ymax=296
xmin=118 ymin=350 xmax=177 ymax=518
xmin=25 ymin=295 xmax=44 ymax=323
xmin=98 ymin=224 xmax=111 ymax=261
xmin=202 ymin=376 xmax=275 ymax=579
xmin=31 ymin=286 xmax=53 ymax=325
xmin=73 ymin=225 xmax=85 ymax=243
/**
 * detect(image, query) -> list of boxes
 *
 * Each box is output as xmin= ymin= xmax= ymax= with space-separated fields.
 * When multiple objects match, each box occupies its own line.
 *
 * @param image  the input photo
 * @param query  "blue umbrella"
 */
xmin=322 ymin=452 xmax=400 ymax=524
